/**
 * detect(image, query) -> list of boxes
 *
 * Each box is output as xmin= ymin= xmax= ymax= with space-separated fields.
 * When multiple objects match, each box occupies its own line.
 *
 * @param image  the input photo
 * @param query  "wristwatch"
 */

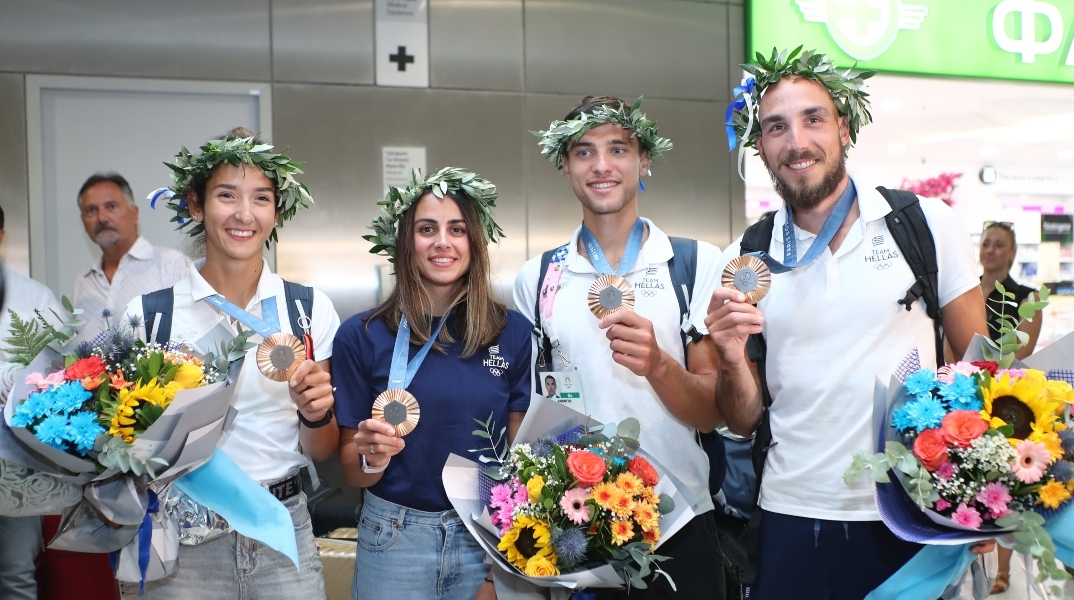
xmin=297 ymin=408 xmax=333 ymax=429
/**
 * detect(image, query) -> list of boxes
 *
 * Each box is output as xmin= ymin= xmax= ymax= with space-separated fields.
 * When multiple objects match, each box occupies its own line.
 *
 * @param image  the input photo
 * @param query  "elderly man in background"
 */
xmin=0 ymin=204 xmax=65 ymax=600
xmin=74 ymin=172 xmax=189 ymax=335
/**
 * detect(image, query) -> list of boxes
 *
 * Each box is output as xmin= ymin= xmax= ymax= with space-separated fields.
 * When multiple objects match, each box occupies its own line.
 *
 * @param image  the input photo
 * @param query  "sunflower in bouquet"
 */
xmin=476 ymin=417 xmax=675 ymax=589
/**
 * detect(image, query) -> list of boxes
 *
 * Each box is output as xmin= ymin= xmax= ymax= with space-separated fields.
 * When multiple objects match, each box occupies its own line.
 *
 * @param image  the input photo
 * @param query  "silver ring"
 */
xmin=369 ymin=444 xmax=376 ymax=455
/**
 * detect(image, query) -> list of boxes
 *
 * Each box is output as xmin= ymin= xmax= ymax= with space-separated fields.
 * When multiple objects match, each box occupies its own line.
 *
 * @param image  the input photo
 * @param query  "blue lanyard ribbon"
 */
xmin=748 ymin=180 xmax=857 ymax=275
xmin=389 ymin=309 xmax=453 ymax=390
xmin=580 ymin=219 xmax=645 ymax=276
xmin=202 ymin=295 xmax=280 ymax=337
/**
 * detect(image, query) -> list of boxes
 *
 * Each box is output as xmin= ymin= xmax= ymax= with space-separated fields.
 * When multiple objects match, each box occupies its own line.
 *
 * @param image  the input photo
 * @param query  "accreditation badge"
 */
xmin=538 ymin=368 xmax=585 ymax=413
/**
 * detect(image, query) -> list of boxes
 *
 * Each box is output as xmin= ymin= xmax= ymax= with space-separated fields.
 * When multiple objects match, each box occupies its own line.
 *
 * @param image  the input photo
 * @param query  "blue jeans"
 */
xmin=143 ymin=492 xmax=325 ymax=599
xmin=0 ymin=515 xmax=41 ymax=600
xmin=353 ymin=492 xmax=487 ymax=600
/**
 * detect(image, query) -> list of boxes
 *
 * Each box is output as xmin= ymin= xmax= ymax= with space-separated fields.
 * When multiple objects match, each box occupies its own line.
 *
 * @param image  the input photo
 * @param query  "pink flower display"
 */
xmin=1011 ymin=440 xmax=1052 ymax=484
xmin=900 ymin=172 xmax=962 ymax=206
xmin=975 ymin=482 xmax=1012 ymax=515
xmin=952 ymin=503 xmax=982 ymax=529
xmin=560 ymin=487 xmax=591 ymax=525
xmin=490 ymin=482 xmax=514 ymax=510
xmin=936 ymin=362 xmax=983 ymax=384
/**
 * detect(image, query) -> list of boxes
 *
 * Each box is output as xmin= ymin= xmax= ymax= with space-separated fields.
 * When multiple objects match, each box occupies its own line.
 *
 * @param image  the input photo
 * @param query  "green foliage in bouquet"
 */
xmin=984 ymin=281 xmax=1049 ymax=369
xmin=3 ymin=297 xmax=85 ymax=366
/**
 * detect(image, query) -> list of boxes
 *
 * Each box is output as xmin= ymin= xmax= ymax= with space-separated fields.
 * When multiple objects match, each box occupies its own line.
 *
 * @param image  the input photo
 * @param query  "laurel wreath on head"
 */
xmin=160 ymin=135 xmax=313 ymax=247
xmin=364 ymin=167 xmax=503 ymax=263
xmin=533 ymin=96 xmax=673 ymax=170
xmin=729 ymin=46 xmax=876 ymax=154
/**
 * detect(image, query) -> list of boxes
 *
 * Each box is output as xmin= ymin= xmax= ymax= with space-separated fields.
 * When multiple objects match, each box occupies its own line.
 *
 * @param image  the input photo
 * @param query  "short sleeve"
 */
xmin=688 ymin=240 xmax=723 ymax=335
xmin=310 ymin=289 xmax=340 ymax=361
xmin=513 ymin=257 xmax=542 ymax=324
xmin=504 ymin=311 xmax=533 ymax=414
xmin=919 ymin=198 xmax=980 ymax=307
xmin=331 ymin=320 xmax=373 ymax=430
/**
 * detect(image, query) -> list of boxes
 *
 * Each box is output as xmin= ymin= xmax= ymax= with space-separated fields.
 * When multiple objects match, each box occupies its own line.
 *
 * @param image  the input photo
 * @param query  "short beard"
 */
xmin=766 ymin=152 xmax=847 ymax=211
xmin=93 ymin=228 xmax=120 ymax=248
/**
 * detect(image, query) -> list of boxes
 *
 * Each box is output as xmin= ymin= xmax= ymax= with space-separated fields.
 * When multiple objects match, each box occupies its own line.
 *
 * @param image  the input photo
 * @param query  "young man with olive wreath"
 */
xmin=514 ymin=96 xmax=726 ymax=599
xmin=708 ymin=49 xmax=992 ymax=599
xmin=334 ymin=167 xmax=531 ymax=600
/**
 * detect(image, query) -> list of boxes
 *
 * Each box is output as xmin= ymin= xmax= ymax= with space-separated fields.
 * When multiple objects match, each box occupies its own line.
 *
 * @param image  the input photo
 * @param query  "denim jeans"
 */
xmin=143 ymin=491 xmax=325 ymax=600
xmin=0 ymin=515 xmax=41 ymax=600
xmin=353 ymin=492 xmax=487 ymax=600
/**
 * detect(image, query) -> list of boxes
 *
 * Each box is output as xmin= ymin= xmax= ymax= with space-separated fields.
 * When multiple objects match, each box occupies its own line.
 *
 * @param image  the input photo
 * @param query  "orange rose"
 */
xmin=941 ymin=410 xmax=988 ymax=449
xmin=628 ymin=456 xmax=660 ymax=487
xmin=65 ymin=356 xmax=107 ymax=381
xmin=912 ymin=428 xmax=949 ymax=472
xmin=566 ymin=450 xmax=607 ymax=487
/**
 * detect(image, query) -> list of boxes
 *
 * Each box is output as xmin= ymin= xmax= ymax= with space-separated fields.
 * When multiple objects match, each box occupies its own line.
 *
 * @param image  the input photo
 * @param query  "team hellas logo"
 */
xmin=796 ymin=0 xmax=928 ymax=61
xmin=483 ymin=345 xmax=509 ymax=377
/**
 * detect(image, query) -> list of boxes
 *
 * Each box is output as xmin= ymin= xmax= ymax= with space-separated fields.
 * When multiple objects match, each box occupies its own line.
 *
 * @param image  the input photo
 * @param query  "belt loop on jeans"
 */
xmin=266 ymin=473 xmax=303 ymax=501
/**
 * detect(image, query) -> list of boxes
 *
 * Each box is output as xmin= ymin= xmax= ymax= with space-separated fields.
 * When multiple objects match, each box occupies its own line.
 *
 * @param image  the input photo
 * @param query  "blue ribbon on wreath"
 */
xmin=724 ymin=78 xmax=757 ymax=152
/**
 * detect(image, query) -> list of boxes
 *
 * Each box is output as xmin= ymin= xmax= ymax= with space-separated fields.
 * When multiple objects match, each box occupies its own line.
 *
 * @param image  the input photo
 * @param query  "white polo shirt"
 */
xmin=124 ymin=259 xmax=340 ymax=482
xmin=514 ymin=219 xmax=722 ymax=513
xmin=714 ymin=177 xmax=979 ymax=521
xmin=76 ymin=236 xmax=190 ymax=336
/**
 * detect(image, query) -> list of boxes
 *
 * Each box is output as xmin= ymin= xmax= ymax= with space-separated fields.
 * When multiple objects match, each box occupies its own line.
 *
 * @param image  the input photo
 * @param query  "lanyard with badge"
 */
xmin=539 ymin=219 xmax=646 ymax=413
xmin=202 ymin=294 xmax=306 ymax=382
xmin=371 ymin=310 xmax=452 ymax=437
xmin=722 ymin=180 xmax=856 ymax=303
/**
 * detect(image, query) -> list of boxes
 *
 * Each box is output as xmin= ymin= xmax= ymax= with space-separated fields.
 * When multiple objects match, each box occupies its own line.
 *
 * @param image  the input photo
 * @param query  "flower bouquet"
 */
xmin=846 ymin=283 xmax=1074 ymax=597
xmin=443 ymin=396 xmax=697 ymax=596
xmin=0 ymin=305 xmax=252 ymax=589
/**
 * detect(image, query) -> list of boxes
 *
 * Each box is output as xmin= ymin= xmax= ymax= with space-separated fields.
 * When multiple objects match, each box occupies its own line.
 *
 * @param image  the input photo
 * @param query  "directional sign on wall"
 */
xmin=375 ymin=0 xmax=429 ymax=88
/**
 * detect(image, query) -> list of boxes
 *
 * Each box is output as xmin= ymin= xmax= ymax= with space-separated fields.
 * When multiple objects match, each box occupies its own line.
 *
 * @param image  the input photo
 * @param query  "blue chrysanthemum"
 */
xmin=946 ymin=394 xmax=983 ymax=412
xmin=52 ymin=381 xmax=92 ymax=414
xmin=939 ymin=374 xmax=979 ymax=407
xmin=1058 ymin=429 xmax=1074 ymax=457
xmin=902 ymin=396 xmax=947 ymax=431
xmin=531 ymin=437 xmax=554 ymax=459
xmin=66 ymin=411 xmax=104 ymax=454
xmin=613 ymin=456 xmax=627 ymax=467
xmin=1051 ymin=460 xmax=1074 ymax=485
xmin=11 ymin=394 xmax=52 ymax=427
xmin=551 ymin=527 xmax=588 ymax=569
xmin=891 ymin=405 xmax=916 ymax=432
xmin=904 ymin=369 xmax=938 ymax=395
xmin=34 ymin=414 xmax=70 ymax=451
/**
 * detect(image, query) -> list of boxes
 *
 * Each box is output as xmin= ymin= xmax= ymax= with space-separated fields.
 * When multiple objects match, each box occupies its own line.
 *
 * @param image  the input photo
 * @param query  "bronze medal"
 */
xmin=587 ymin=275 xmax=635 ymax=319
xmin=256 ymin=332 xmax=306 ymax=382
xmin=372 ymin=389 xmax=421 ymax=437
xmin=721 ymin=255 xmax=771 ymax=304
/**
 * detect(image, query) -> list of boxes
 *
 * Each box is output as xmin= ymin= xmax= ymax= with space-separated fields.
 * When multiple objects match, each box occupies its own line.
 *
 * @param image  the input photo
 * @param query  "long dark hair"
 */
xmin=369 ymin=190 xmax=506 ymax=358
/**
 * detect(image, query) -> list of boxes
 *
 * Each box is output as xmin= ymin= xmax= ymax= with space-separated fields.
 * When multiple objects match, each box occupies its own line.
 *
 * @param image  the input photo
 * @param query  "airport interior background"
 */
xmin=2 ymin=1 xmax=1074 ymax=597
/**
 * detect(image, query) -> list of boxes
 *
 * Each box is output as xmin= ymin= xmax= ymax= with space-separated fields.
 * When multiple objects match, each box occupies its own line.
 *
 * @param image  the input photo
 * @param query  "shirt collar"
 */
xmin=188 ymin=257 xmax=277 ymax=307
xmin=83 ymin=236 xmax=155 ymax=277
xmin=565 ymin=217 xmax=672 ymax=274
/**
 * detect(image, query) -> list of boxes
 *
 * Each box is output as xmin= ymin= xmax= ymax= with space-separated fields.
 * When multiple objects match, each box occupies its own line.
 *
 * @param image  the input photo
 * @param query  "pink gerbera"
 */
xmin=560 ymin=487 xmax=591 ymax=525
xmin=975 ymin=482 xmax=1011 ymax=515
xmin=1011 ymin=440 xmax=1051 ymax=484
xmin=952 ymin=503 xmax=982 ymax=529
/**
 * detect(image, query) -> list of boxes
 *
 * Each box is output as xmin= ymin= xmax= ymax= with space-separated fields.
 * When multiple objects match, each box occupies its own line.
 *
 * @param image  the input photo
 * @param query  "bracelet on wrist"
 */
xmin=297 ymin=408 xmax=333 ymax=429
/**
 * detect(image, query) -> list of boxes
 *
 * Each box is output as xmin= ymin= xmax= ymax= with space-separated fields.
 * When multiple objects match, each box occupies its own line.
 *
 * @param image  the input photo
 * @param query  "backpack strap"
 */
xmin=667 ymin=236 xmax=701 ymax=362
xmin=283 ymin=280 xmax=315 ymax=338
xmin=142 ymin=288 xmax=175 ymax=345
xmin=876 ymin=186 xmax=944 ymax=367
xmin=531 ymin=246 xmax=564 ymax=394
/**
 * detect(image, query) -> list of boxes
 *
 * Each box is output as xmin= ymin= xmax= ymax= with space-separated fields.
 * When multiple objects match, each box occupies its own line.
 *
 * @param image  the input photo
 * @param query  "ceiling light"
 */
xmin=979 ymin=146 xmax=998 ymax=156
xmin=879 ymin=99 xmax=903 ymax=111
xmin=886 ymin=142 xmax=906 ymax=153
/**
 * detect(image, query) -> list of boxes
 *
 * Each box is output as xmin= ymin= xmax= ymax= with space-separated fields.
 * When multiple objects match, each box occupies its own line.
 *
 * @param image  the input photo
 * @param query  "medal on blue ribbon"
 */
xmin=724 ymin=181 xmax=857 ymax=304
xmin=583 ymin=219 xmax=644 ymax=319
xmin=202 ymin=294 xmax=305 ymax=381
xmin=372 ymin=310 xmax=453 ymax=437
